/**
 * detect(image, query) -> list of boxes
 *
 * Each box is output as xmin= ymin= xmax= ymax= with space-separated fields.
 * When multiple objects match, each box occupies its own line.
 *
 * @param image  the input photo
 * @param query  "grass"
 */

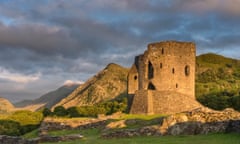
xmin=116 ymin=114 xmax=166 ymax=129
xmin=41 ymin=129 xmax=240 ymax=144
xmin=0 ymin=114 xmax=8 ymax=119
xmin=44 ymin=117 xmax=90 ymax=122
xmin=48 ymin=129 xmax=84 ymax=137
xmin=22 ymin=129 xmax=39 ymax=139
xmin=118 ymin=114 xmax=166 ymax=120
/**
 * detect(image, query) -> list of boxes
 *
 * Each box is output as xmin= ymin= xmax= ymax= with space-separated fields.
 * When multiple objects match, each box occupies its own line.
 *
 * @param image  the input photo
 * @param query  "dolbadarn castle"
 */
xmin=128 ymin=41 xmax=201 ymax=115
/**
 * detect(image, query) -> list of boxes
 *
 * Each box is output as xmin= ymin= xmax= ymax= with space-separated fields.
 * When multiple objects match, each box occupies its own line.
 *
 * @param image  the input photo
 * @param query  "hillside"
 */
xmin=14 ymin=84 xmax=79 ymax=111
xmin=53 ymin=63 xmax=129 ymax=109
xmin=196 ymin=53 xmax=240 ymax=110
xmin=0 ymin=97 xmax=15 ymax=113
xmin=196 ymin=53 xmax=240 ymax=96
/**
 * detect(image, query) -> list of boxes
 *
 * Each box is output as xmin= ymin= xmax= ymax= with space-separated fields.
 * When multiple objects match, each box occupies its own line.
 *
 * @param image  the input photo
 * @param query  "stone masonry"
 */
xmin=128 ymin=41 xmax=202 ymax=114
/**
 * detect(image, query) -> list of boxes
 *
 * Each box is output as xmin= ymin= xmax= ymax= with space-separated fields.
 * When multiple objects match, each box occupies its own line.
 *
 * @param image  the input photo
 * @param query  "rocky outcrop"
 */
xmin=160 ymin=108 xmax=240 ymax=135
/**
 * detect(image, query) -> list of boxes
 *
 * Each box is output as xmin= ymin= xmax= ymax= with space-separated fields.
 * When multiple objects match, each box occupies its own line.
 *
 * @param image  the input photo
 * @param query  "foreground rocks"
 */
xmin=0 ymin=134 xmax=83 ymax=144
xmin=39 ymin=108 xmax=240 ymax=139
xmin=102 ymin=108 xmax=240 ymax=138
xmin=39 ymin=117 xmax=108 ymax=136
xmin=102 ymin=126 xmax=161 ymax=138
xmin=0 ymin=135 xmax=38 ymax=144
xmin=38 ymin=134 xmax=83 ymax=143
xmin=159 ymin=108 xmax=240 ymax=135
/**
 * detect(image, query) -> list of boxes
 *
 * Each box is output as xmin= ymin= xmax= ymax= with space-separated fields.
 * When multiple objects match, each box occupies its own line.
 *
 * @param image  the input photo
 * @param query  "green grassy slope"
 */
xmin=196 ymin=53 xmax=240 ymax=110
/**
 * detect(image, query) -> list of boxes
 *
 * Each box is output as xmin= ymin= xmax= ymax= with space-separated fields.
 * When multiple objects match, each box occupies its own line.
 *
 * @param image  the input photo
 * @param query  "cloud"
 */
xmin=63 ymin=80 xmax=84 ymax=86
xmin=173 ymin=0 xmax=240 ymax=16
xmin=0 ymin=22 xmax=79 ymax=57
xmin=0 ymin=67 xmax=41 ymax=83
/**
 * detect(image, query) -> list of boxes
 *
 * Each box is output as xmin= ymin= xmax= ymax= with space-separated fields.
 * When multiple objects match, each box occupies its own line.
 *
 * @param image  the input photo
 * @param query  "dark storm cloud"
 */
xmin=0 ymin=22 xmax=78 ymax=56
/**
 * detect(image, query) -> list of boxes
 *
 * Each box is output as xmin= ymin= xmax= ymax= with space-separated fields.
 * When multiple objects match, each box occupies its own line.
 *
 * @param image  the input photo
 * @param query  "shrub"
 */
xmin=55 ymin=97 xmax=128 ymax=118
xmin=0 ymin=120 xmax=21 ymax=136
xmin=76 ymin=106 xmax=106 ymax=117
xmin=197 ymin=91 xmax=240 ymax=111
xmin=7 ymin=110 xmax=43 ymax=134
xmin=8 ymin=110 xmax=43 ymax=126
xmin=67 ymin=107 xmax=80 ymax=117
xmin=53 ymin=106 xmax=68 ymax=117
xmin=42 ymin=108 xmax=52 ymax=117
xmin=230 ymin=96 xmax=240 ymax=111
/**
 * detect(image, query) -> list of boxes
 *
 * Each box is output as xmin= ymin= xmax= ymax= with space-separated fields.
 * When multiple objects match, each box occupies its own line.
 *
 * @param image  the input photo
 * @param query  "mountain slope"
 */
xmin=195 ymin=53 xmax=240 ymax=111
xmin=53 ymin=63 xmax=129 ymax=109
xmin=0 ymin=97 xmax=14 ymax=113
xmin=196 ymin=53 xmax=240 ymax=97
xmin=15 ymin=84 xmax=79 ymax=111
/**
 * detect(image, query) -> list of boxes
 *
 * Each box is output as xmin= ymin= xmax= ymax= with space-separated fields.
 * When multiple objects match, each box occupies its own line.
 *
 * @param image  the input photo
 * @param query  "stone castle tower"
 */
xmin=128 ymin=41 xmax=201 ymax=114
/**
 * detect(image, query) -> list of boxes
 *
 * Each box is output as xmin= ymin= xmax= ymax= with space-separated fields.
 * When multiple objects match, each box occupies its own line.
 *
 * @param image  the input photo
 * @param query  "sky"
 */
xmin=0 ymin=0 xmax=240 ymax=103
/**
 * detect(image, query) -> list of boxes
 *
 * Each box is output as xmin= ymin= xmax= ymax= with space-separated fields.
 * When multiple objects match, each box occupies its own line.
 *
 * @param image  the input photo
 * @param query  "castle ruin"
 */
xmin=128 ymin=41 xmax=201 ymax=114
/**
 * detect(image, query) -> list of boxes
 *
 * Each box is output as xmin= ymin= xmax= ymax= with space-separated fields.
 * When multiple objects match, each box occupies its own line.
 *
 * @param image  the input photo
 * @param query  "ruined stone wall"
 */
xmin=130 ymin=90 xmax=154 ymax=114
xmin=151 ymin=91 xmax=201 ymax=114
xmin=130 ymin=90 xmax=201 ymax=115
xmin=128 ymin=64 xmax=138 ymax=95
xmin=136 ymin=55 xmax=146 ymax=90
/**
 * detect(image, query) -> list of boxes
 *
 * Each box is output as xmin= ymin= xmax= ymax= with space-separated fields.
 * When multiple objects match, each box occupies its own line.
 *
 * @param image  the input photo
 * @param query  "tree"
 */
xmin=67 ymin=107 xmax=80 ymax=117
xmin=53 ymin=106 xmax=68 ymax=117
xmin=0 ymin=120 xmax=21 ymax=136
xmin=42 ymin=108 xmax=52 ymax=117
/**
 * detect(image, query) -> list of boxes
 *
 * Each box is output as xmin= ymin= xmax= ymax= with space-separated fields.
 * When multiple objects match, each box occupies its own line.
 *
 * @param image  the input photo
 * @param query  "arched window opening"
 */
xmin=162 ymin=48 xmax=164 ymax=54
xmin=185 ymin=65 xmax=190 ymax=76
xmin=148 ymin=61 xmax=154 ymax=79
xmin=160 ymin=63 xmax=162 ymax=69
xmin=176 ymin=83 xmax=178 ymax=88
xmin=172 ymin=68 xmax=175 ymax=74
xmin=148 ymin=82 xmax=156 ymax=90
xmin=134 ymin=75 xmax=138 ymax=80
